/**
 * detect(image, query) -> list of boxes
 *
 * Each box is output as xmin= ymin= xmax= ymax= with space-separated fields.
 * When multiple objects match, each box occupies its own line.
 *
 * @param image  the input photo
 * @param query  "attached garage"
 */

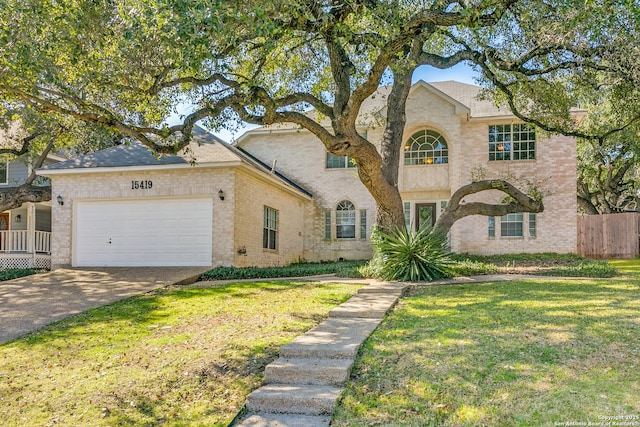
xmin=73 ymin=198 xmax=213 ymax=267
xmin=38 ymin=126 xmax=311 ymax=269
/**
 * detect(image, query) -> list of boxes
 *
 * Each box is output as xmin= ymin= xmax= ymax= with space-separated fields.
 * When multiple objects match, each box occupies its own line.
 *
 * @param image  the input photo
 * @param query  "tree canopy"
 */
xmin=577 ymin=130 xmax=640 ymax=214
xmin=0 ymin=105 xmax=120 ymax=211
xmin=2 ymin=0 xmax=639 ymax=230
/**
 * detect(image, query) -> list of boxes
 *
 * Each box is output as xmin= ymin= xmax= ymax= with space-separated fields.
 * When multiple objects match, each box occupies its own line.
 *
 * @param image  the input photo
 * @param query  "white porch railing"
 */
xmin=0 ymin=230 xmax=51 ymax=254
xmin=35 ymin=231 xmax=51 ymax=254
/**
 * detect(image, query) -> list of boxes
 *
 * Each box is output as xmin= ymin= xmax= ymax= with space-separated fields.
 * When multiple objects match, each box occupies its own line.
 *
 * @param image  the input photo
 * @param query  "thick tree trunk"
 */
xmin=351 ymin=138 xmax=406 ymax=233
xmin=371 ymin=65 xmax=414 ymax=232
xmin=380 ymin=69 xmax=412 ymax=189
xmin=577 ymin=196 xmax=599 ymax=215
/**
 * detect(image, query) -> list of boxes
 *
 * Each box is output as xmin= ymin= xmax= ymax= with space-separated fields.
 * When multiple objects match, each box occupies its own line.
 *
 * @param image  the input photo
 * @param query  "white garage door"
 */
xmin=73 ymin=198 xmax=213 ymax=267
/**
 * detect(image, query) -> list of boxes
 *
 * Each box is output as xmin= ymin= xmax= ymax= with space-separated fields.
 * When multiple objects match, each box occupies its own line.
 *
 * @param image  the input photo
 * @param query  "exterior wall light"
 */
xmin=218 ymin=189 xmax=225 ymax=201
xmin=15 ymin=214 xmax=21 ymax=223
xmin=57 ymin=195 xmax=64 ymax=206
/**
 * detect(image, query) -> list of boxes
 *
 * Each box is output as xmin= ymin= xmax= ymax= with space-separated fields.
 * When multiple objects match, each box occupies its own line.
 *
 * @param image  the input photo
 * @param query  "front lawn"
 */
xmin=0 ymin=281 xmax=361 ymax=426
xmin=333 ymin=259 xmax=640 ymax=426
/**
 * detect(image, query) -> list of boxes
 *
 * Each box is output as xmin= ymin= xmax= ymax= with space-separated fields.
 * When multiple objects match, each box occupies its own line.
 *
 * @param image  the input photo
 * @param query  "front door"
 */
xmin=415 ymin=203 xmax=436 ymax=231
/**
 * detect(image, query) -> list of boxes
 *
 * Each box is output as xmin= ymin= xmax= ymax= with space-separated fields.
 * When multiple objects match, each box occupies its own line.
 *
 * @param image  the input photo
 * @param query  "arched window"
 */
xmin=404 ymin=129 xmax=448 ymax=165
xmin=336 ymin=200 xmax=356 ymax=238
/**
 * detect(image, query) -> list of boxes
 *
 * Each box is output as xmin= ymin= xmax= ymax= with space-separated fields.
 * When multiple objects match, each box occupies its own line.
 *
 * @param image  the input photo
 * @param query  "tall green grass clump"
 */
xmin=367 ymin=225 xmax=453 ymax=281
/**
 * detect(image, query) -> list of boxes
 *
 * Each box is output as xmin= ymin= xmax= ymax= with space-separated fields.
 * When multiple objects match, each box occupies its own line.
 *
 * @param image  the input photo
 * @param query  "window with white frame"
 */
xmin=403 ymin=202 xmax=411 ymax=229
xmin=359 ymin=209 xmax=367 ymax=239
xmin=324 ymin=210 xmax=332 ymax=239
xmin=0 ymin=157 xmax=7 ymax=185
xmin=263 ymin=206 xmax=278 ymax=250
xmin=336 ymin=200 xmax=356 ymax=238
xmin=326 ymin=153 xmax=356 ymax=169
xmin=489 ymin=213 xmax=537 ymax=238
xmin=404 ymin=129 xmax=448 ymax=165
xmin=501 ymin=213 xmax=524 ymax=237
xmin=529 ymin=213 xmax=537 ymax=237
xmin=489 ymin=124 xmax=536 ymax=161
xmin=324 ymin=202 xmax=367 ymax=240
xmin=488 ymin=216 xmax=496 ymax=238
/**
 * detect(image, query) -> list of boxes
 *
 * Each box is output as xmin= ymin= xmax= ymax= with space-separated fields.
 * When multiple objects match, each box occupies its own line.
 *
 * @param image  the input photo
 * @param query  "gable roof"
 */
xmin=38 ymin=126 xmax=312 ymax=198
xmin=428 ymin=81 xmax=510 ymax=117
xmin=236 ymin=80 xmax=509 ymax=143
xmin=41 ymin=127 xmax=239 ymax=170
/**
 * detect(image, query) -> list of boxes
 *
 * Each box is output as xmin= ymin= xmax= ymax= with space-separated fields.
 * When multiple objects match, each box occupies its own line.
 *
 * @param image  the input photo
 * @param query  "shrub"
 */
xmin=200 ymin=260 xmax=367 ymax=281
xmin=369 ymin=226 xmax=453 ymax=281
xmin=0 ymin=268 xmax=45 ymax=282
xmin=448 ymin=259 xmax=499 ymax=276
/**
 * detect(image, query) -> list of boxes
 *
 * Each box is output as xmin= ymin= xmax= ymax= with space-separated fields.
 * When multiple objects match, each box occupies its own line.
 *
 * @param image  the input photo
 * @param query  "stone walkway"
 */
xmin=235 ymin=280 xmax=408 ymax=427
xmin=233 ymin=274 xmax=582 ymax=426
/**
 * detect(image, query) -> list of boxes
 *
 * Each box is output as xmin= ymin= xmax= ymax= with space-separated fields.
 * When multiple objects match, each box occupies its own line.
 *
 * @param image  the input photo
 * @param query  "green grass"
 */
xmin=0 ymin=281 xmax=362 ymax=426
xmin=333 ymin=258 xmax=640 ymax=426
xmin=200 ymin=260 xmax=367 ymax=281
xmin=449 ymin=253 xmax=617 ymax=278
xmin=0 ymin=268 xmax=45 ymax=281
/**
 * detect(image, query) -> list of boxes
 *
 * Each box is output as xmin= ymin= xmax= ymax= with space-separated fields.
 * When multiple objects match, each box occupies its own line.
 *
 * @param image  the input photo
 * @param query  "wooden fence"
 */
xmin=577 ymin=212 xmax=640 ymax=259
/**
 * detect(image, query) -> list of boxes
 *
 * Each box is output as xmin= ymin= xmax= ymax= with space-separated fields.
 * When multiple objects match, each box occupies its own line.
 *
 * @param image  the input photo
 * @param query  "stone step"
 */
xmin=264 ymin=357 xmax=353 ymax=386
xmin=279 ymin=317 xmax=382 ymax=359
xmin=245 ymin=384 xmax=343 ymax=416
xmin=237 ymin=413 xmax=331 ymax=427
xmin=329 ymin=292 xmax=400 ymax=319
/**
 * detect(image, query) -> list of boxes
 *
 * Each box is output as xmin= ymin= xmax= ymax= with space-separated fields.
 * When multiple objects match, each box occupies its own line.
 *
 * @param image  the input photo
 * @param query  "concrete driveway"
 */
xmin=0 ymin=267 xmax=208 ymax=344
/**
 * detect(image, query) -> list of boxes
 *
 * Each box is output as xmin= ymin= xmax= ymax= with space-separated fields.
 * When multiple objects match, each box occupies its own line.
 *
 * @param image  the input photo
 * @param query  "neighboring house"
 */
xmin=0 ymin=152 xmax=62 ymax=269
xmin=38 ymin=80 xmax=578 ymax=269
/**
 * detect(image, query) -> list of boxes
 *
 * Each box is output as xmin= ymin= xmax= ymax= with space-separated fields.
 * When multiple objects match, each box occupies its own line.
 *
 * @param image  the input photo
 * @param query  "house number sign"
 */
xmin=131 ymin=180 xmax=153 ymax=189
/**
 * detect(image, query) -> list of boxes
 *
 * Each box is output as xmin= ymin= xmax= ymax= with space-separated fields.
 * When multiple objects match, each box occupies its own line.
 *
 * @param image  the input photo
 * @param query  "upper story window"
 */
xmin=404 ymin=129 xmax=448 ymax=165
xmin=336 ymin=200 xmax=356 ymax=238
xmin=326 ymin=153 xmax=356 ymax=169
xmin=0 ymin=157 xmax=8 ymax=185
xmin=489 ymin=124 xmax=536 ymax=161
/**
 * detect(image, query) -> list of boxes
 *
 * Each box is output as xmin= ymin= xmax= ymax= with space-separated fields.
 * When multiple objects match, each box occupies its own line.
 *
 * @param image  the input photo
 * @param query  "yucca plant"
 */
xmin=370 ymin=224 xmax=453 ymax=281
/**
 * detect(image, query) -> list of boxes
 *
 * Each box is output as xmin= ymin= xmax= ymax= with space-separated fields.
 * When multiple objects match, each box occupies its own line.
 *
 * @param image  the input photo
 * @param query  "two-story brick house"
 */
xmin=39 ymin=81 xmax=577 ymax=268
xmin=237 ymin=80 xmax=577 ymax=260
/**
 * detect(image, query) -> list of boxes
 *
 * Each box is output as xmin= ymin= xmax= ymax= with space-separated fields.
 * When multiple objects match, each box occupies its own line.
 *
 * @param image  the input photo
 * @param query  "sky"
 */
xmin=171 ymin=63 xmax=481 ymax=143
xmin=412 ymin=63 xmax=479 ymax=85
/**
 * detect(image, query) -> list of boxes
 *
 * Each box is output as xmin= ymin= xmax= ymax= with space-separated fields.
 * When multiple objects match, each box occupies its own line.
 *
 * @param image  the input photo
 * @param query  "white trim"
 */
xmin=236 ymin=126 xmax=331 ymax=144
xmin=45 ymin=153 xmax=66 ymax=162
xmin=468 ymin=109 xmax=588 ymax=122
xmin=37 ymin=159 xmax=312 ymax=200
xmin=36 ymin=160 xmax=243 ymax=176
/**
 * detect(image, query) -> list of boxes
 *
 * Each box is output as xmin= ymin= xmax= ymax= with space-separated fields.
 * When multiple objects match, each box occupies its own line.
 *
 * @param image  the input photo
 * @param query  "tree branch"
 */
xmin=434 ymin=179 xmax=544 ymax=235
xmin=0 ymin=130 xmax=42 ymax=156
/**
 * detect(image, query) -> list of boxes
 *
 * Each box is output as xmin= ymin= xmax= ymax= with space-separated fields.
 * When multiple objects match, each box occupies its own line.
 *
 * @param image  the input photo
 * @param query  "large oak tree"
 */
xmin=1 ymin=0 xmax=639 ymax=233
